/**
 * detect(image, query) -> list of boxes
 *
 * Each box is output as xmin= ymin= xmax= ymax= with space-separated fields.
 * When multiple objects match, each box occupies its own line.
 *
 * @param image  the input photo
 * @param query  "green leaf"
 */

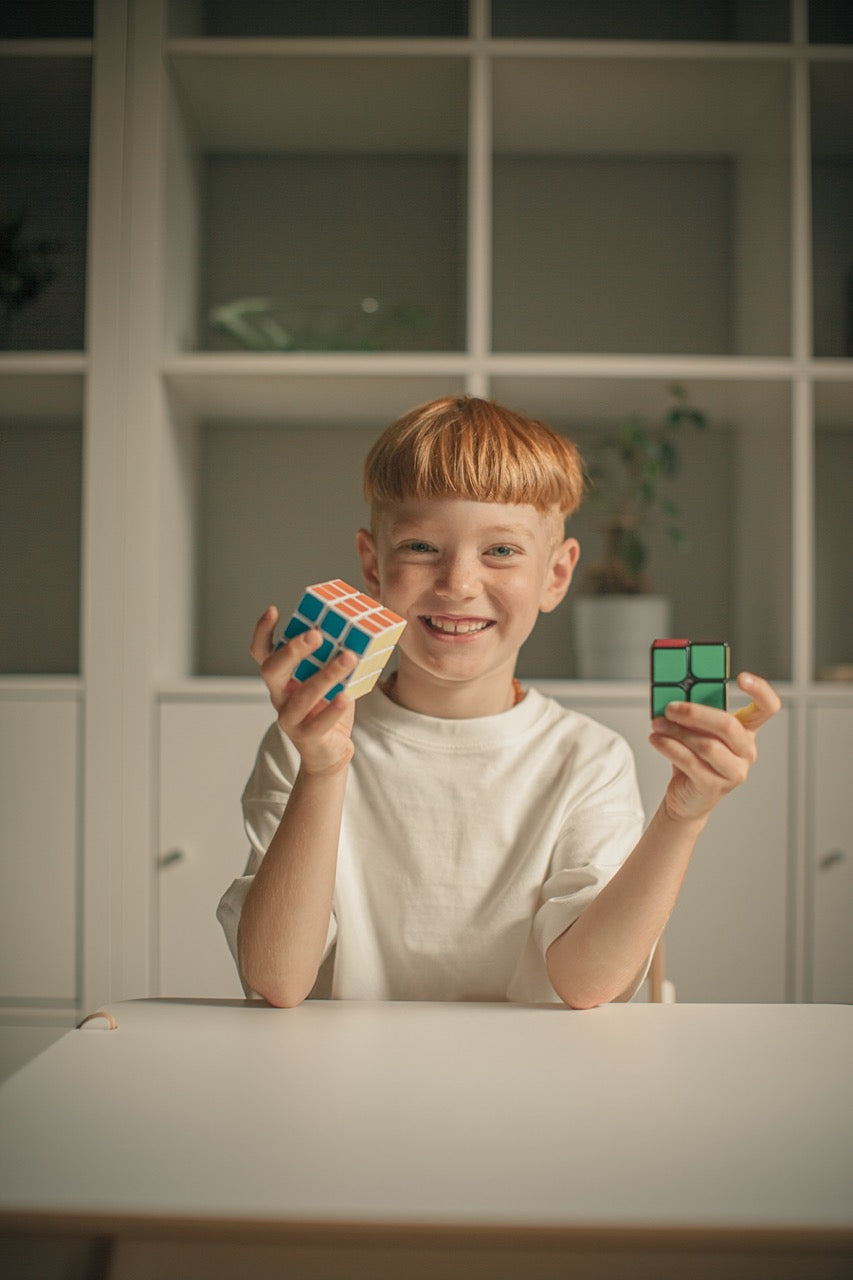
xmin=659 ymin=439 xmax=679 ymax=478
xmin=619 ymin=529 xmax=647 ymax=577
xmin=617 ymin=416 xmax=643 ymax=454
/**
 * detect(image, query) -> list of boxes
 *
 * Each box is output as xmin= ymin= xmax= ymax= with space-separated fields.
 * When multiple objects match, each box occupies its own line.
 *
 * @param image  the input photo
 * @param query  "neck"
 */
xmin=381 ymin=665 xmax=524 ymax=719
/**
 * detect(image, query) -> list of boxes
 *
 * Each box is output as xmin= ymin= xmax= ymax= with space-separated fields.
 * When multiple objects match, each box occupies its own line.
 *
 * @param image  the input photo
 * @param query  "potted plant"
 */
xmin=574 ymin=385 xmax=708 ymax=678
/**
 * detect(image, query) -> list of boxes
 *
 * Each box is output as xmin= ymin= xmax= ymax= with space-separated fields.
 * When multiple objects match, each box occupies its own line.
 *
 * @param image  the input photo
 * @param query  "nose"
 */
xmin=434 ymin=551 xmax=480 ymax=601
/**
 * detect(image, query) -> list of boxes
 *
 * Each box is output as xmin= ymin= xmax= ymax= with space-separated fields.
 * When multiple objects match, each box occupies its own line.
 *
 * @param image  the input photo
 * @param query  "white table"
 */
xmin=1 ymin=1000 xmax=852 ymax=1279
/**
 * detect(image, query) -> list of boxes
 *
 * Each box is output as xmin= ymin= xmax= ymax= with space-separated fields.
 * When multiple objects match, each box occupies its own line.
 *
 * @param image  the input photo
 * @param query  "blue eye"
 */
xmin=402 ymin=541 xmax=436 ymax=554
xmin=488 ymin=545 xmax=516 ymax=558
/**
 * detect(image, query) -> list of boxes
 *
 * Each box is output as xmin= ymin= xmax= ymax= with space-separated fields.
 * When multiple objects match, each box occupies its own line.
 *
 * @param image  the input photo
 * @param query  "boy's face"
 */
xmin=356 ymin=496 xmax=579 ymax=706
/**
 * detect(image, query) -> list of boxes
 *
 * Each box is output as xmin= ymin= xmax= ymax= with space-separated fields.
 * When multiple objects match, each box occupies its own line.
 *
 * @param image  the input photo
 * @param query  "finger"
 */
xmin=649 ymin=729 xmax=719 ymax=784
xmin=650 ymin=720 xmax=750 ymax=784
xmin=278 ymin=647 xmax=358 ymax=722
xmin=655 ymin=699 xmax=730 ymax=738
xmin=256 ymin=631 xmax=326 ymax=718
xmin=732 ymin=673 xmax=781 ymax=731
xmin=289 ymin=685 xmax=355 ymax=736
xmin=250 ymin=605 xmax=280 ymax=665
xmin=653 ymin=701 xmax=757 ymax=766
xmin=262 ymin=627 xmax=322 ymax=683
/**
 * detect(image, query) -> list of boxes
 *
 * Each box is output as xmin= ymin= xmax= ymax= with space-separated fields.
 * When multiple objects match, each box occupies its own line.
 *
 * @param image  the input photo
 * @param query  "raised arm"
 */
xmin=546 ymin=672 xmax=781 ymax=1009
xmin=237 ymin=606 xmax=357 ymax=1007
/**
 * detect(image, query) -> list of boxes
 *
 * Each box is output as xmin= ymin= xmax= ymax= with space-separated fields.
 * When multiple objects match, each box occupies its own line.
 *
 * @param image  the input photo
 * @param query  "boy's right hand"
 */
xmin=251 ymin=606 xmax=356 ymax=777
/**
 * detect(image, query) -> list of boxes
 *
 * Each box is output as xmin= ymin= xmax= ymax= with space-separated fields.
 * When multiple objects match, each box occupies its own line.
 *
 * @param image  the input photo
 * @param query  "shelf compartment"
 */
xmin=814 ymin=383 xmax=853 ymax=681
xmin=168 ymin=52 xmax=469 ymax=152
xmin=166 ymin=54 xmax=468 ymax=353
xmin=169 ymin=1 xmax=470 ymax=39
xmin=0 ymin=3 xmax=93 ymax=39
xmin=0 ymin=417 xmax=83 ymax=674
xmin=491 ymin=0 xmax=790 ymax=42
xmin=491 ymin=57 xmax=791 ymax=356
xmin=200 ymin=153 xmax=467 ymax=353
xmin=809 ymin=1 xmax=853 ymax=45
xmin=488 ymin=376 xmax=792 ymax=683
xmin=0 ymin=52 xmax=91 ymax=352
xmin=811 ymin=61 xmax=853 ymax=359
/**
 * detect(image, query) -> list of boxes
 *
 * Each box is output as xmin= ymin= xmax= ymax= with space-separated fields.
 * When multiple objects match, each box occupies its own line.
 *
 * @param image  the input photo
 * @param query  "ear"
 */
xmin=356 ymin=527 xmax=381 ymax=597
xmin=540 ymin=537 xmax=580 ymax=614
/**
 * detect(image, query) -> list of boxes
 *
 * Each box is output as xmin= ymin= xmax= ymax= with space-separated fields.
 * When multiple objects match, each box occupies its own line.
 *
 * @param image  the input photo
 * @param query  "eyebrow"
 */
xmin=390 ymin=521 xmax=537 ymax=539
xmin=484 ymin=525 xmax=537 ymax=537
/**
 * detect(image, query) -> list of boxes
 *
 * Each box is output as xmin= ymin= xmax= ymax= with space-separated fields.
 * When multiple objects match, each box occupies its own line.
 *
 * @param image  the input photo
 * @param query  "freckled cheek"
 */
xmin=376 ymin=564 xmax=423 ymax=612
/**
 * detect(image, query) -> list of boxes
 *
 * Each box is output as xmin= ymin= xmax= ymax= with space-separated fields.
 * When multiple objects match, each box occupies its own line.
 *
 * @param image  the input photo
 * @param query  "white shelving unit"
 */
xmin=2 ymin=2 xmax=852 ymax=1067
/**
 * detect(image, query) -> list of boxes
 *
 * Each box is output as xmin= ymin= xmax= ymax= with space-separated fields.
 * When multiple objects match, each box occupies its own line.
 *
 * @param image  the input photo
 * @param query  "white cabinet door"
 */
xmin=157 ymin=699 xmax=274 ymax=997
xmin=584 ymin=703 xmax=789 ymax=1002
xmin=811 ymin=707 xmax=853 ymax=1003
xmin=0 ymin=696 xmax=79 ymax=1001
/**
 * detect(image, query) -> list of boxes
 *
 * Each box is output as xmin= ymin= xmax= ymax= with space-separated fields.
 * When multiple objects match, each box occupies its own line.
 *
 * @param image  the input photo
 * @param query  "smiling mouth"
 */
xmin=421 ymin=616 xmax=494 ymax=635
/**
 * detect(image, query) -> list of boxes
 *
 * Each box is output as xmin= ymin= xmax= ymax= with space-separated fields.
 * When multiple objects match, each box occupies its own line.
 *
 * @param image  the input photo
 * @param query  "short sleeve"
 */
xmin=532 ymin=806 xmax=645 ymax=959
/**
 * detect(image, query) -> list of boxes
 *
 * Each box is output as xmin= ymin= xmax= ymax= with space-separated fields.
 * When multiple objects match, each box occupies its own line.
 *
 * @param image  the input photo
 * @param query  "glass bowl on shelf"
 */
xmin=207 ymin=294 xmax=430 ymax=352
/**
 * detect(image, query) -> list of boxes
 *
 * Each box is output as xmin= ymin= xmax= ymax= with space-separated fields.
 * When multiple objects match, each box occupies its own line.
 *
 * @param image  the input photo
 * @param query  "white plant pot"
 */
xmin=575 ymin=595 xmax=672 ymax=679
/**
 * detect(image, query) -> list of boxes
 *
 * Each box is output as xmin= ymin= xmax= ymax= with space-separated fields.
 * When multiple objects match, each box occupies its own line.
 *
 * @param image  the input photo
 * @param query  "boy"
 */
xmin=218 ymin=396 xmax=779 ymax=1007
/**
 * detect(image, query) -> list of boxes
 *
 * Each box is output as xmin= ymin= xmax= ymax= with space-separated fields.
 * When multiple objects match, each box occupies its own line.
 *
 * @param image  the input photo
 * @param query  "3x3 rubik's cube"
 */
xmin=280 ymin=579 xmax=406 ymax=701
xmin=651 ymin=638 xmax=730 ymax=717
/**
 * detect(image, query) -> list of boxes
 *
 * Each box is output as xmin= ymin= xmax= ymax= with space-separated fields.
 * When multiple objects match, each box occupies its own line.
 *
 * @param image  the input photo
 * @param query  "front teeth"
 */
xmin=425 ymin=617 xmax=490 ymax=635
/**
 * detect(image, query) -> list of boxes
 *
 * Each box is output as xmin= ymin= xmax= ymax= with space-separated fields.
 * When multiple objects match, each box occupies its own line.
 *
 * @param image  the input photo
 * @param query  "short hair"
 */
xmin=363 ymin=396 xmax=584 ymax=519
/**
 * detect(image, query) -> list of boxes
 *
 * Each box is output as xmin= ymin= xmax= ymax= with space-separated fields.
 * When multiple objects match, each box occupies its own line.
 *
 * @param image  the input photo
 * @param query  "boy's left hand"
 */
xmin=649 ymin=672 xmax=782 ymax=825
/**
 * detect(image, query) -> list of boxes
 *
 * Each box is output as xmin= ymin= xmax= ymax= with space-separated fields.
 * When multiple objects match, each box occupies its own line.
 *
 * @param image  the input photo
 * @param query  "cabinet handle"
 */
xmin=819 ymin=849 xmax=846 ymax=871
xmin=158 ymin=848 xmax=186 ymax=868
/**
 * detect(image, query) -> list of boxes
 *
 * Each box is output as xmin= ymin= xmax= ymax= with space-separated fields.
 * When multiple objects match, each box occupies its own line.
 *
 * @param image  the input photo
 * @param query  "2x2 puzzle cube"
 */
xmin=280 ymin=579 xmax=406 ymax=701
xmin=651 ymin=638 xmax=730 ymax=717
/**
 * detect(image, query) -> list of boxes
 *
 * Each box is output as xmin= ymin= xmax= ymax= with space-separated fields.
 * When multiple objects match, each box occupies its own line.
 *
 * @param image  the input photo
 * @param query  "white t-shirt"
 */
xmin=217 ymin=685 xmax=645 ymax=1003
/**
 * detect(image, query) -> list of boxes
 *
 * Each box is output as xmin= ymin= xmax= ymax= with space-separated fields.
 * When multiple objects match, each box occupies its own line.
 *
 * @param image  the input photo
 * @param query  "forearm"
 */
xmin=238 ymin=763 xmax=348 ymax=1006
xmin=546 ymin=802 xmax=707 ymax=1009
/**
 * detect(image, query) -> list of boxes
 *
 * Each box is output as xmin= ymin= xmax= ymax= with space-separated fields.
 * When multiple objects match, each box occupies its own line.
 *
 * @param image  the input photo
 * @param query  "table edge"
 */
xmin=2 ymin=1211 xmax=852 ymax=1255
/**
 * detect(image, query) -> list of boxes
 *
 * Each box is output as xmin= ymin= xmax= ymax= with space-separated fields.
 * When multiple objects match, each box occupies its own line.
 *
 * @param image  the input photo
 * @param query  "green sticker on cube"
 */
xmin=652 ymin=686 xmax=684 ymax=717
xmin=691 ymin=643 xmax=729 ymax=681
xmin=691 ymin=681 xmax=727 ymax=709
xmin=653 ymin=647 xmax=688 ymax=682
